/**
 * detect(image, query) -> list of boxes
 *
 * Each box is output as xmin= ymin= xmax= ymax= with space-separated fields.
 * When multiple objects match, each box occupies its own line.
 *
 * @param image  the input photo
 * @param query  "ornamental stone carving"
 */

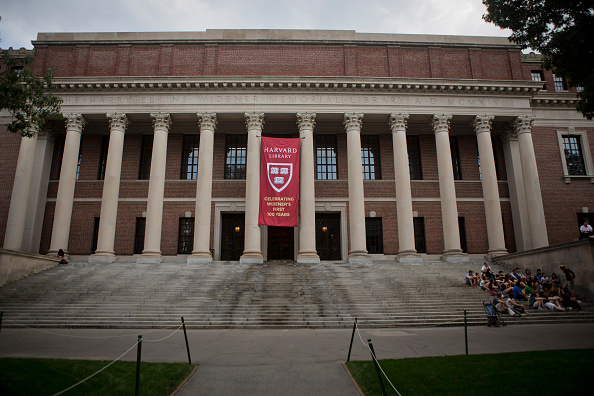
xmin=389 ymin=113 xmax=409 ymax=132
xmin=107 ymin=113 xmax=129 ymax=131
xmin=431 ymin=114 xmax=452 ymax=134
xmin=150 ymin=112 xmax=172 ymax=131
xmin=513 ymin=115 xmax=535 ymax=135
xmin=64 ymin=113 xmax=86 ymax=133
xmin=472 ymin=115 xmax=494 ymax=134
xmin=197 ymin=112 xmax=217 ymax=130
xmin=245 ymin=112 xmax=265 ymax=130
xmin=296 ymin=112 xmax=316 ymax=130
xmin=343 ymin=112 xmax=364 ymax=130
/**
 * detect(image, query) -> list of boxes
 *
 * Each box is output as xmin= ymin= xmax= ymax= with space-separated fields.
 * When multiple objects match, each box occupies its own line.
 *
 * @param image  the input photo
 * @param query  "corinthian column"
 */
xmin=514 ymin=115 xmax=548 ymax=248
xmin=473 ymin=115 xmax=507 ymax=257
xmin=3 ymin=125 xmax=39 ymax=251
xmin=89 ymin=113 xmax=128 ymax=263
xmin=189 ymin=113 xmax=217 ymax=264
xmin=240 ymin=112 xmax=264 ymax=263
xmin=296 ymin=112 xmax=320 ymax=263
xmin=49 ymin=114 xmax=85 ymax=256
xmin=389 ymin=114 xmax=420 ymax=263
xmin=432 ymin=114 xmax=466 ymax=261
xmin=138 ymin=113 xmax=171 ymax=263
xmin=344 ymin=113 xmax=371 ymax=264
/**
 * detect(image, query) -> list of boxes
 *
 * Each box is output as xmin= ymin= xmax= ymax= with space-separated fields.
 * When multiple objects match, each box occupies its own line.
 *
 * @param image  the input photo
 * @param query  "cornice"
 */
xmin=530 ymin=93 xmax=579 ymax=108
xmin=51 ymin=76 xmax=544 ymax=96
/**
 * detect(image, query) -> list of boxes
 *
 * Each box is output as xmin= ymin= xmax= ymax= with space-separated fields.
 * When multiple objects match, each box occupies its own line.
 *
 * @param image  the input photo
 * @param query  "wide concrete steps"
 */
xmin=1 ymin=259 xmax=592 ymax=329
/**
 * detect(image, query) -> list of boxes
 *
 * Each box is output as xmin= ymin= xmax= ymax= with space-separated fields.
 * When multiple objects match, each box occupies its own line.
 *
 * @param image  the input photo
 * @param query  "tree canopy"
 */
xmin=482 ymin=0 xmax=594 ymax=119
xmin=0 ymin=53 xmax=63 ymax=137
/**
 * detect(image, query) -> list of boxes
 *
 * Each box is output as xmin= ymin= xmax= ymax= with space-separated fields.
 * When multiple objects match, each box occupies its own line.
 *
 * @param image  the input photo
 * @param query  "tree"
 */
xmin=0 ymin=52 xmax=63 ymax=137
xmin=482 ymin=0 xmax=594 ymax=119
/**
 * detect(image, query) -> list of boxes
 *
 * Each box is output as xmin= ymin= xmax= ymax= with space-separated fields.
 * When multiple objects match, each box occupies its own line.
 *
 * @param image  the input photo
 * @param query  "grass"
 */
xmin=0 ymin=358 xmax=195 ymax=396
xmin=346 ymin=349 xmax=594 ymax=396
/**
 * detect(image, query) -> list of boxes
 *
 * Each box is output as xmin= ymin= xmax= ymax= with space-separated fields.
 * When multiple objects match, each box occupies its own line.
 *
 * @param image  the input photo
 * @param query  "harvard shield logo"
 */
xmin=267 ymin=163 xmax=293 ymax=193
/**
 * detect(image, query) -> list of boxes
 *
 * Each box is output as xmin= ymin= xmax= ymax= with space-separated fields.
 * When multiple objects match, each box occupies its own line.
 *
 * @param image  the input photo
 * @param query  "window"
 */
xmin=178 ymin=218 xmax=194 ymax=254
xmin=98 ymin=135 xmax=109 ymax=180
xmin=531 ymin=70 xmax=546 ymax=90
xmin=134 ymin=218 xmax=146 ymax=254
xmin=365 ymin=217 xmax=383 ymax=254
xmin=76 ymin=135 xmax=83 ymax=180
xmin=413 ymin=217 xmax=426 ymax=253
xmin=459 ymin=217 xmax=467 ymax=253
xmin=407 ymin=135 xmax=423 ymax=180
xmin=562 ymin=135 xmax=586 ymax=175
xmin=92 ymin=217 xmax=100 ymax=254
xmin=450 ymin=136 xmax=462 ymax=180
xmin=315 ymin=134 xmax=338 ymax=180
xmin=180 ymin=134 xmax=199 ymax=180
xmin=553 ymin=74 xmax=567 ymax=91
xmin=139 ymin=135 xmax=153 ymax=180
xmin=361 ymin=135 xmax=381 ymax=180
xmin=225 ymin=135 xmax=247 ymax=179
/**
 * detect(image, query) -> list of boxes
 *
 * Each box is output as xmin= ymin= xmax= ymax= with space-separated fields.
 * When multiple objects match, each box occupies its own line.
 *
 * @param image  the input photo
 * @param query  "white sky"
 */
xmin=0 ymin=0 xmax=511 ymax=49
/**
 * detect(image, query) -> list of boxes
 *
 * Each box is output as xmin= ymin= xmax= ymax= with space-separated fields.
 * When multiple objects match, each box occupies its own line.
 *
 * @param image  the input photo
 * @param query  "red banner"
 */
xmin=259 ymin=137 xmax=300 ymax=227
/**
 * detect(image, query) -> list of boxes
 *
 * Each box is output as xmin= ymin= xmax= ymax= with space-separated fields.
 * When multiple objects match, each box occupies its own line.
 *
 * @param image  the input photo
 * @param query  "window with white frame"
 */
xmin=553 ymin=74 xmax=567 ymax=91
xmin=556 ymin=128 xmax=594 ymax=183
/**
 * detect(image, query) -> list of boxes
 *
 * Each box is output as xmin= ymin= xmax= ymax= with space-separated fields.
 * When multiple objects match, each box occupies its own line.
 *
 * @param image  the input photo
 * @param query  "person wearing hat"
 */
xmin=579 ymin=220 xmax=593 ymax=239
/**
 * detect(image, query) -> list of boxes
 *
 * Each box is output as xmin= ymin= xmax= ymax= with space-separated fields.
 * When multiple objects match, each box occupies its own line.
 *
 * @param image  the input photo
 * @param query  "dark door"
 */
xmin=221 ymin=213 xmax=245 ymax=261
xmin=316 ymin=213 xmax=341 ymax=260
xmin=268 ymin=226 xmax=294 ymax=260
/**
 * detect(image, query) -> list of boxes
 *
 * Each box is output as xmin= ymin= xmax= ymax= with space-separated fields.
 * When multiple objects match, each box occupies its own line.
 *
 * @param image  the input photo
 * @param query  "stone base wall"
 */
xmin=0 ymin=249 xmax=60 ymax=286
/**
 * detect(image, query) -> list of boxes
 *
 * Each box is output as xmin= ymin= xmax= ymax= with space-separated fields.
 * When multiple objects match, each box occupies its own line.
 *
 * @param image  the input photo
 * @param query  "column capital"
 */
xmin=296 ymin=112 xmax=316 ymax=130
xmin=472 ymin=115 xmax=494 ymax=135
xmin=106 ymin=113 xmax=129 ymax=131
xmin=498 ymin=123 xmax=517 ymax=144
xmin=389 ymin=113 xmax=409 ymax=131
xmin=197 ymin=112 xmax=217 ymax=130
xmin=245 ymin=112 xmax=265 ymax=130
xmin=38 ymin=125 xmax=56 ymax=143
xmin=431 ymin=114 xmax=452 ymax=134
xmin=343 ymin=112 xmax=364 ymax=130
xmin=513 ymin=115 xmax=535 ymax=135
xmin=64 ymin=113 xmax=86 ymax=132
xmin=150 ymin=112 xmax=172 ymax=132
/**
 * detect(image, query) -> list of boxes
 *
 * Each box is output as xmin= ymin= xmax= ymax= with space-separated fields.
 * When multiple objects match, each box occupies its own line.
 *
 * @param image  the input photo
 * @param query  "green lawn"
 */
xmin=346 ymin=349 xmax=594 ymax=396
xmin=0 ymin=358 xmax=195 ymax=396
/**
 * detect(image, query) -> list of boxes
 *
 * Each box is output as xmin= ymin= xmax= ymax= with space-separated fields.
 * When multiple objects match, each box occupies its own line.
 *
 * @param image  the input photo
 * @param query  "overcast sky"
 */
xmin=1 ymin=0 xmax=511 ymax=49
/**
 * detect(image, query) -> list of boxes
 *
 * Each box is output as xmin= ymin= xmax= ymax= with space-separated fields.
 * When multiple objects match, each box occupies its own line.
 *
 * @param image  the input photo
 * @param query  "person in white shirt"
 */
xmin=579 ymin=221 xmax=593 ymax=239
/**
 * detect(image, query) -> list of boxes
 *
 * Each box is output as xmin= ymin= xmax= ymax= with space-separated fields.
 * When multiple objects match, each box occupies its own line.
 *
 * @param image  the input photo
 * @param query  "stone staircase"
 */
xmin=1 ymin=258 xmax=592 ymax=329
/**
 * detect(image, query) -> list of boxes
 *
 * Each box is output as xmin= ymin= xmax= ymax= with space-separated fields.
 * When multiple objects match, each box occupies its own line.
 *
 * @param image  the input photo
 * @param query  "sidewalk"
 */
xmin=2 ymin=323 xmax=594 ymax=395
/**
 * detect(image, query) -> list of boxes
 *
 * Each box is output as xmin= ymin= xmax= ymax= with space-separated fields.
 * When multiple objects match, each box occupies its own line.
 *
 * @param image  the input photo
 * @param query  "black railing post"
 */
xmin=368 ymin=339 xmax=387 ymax=396
xmin=135 ymin=335 xmax=142 ymax=396
xmin=182 ymin=317 xmax=192 ymax=365
xmin=464 ymin=310 xmax=468 ymax=355
xmin=346 ymin=318 xmax=357 ymax=362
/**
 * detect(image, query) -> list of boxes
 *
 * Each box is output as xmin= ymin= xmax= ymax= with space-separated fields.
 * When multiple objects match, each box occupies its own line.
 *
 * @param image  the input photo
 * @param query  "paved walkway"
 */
xmin=1 ymin=323 xmax=594 ymax=395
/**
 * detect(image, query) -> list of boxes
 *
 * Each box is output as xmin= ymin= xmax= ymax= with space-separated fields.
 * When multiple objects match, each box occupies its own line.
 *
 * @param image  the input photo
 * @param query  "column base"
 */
xmin=297 ymin=250 xmax=320 ymax=264
xmin=88 ymin=250 xmax=116 ymax=263
xmin=486 ymin=248 xmax=508 ymax=258
xmin=348 ymin=250 xmax=372 ymax=264
xmin=240 ymin=250 xmax=263 ymax=264
xmin=187 ymin=250 xmax=213 ymax=264
xmin=47 ymin=249 xmax=71 ymax=260
xmin=440 ymin=250 xmax=469 ymax=263
xmin=137 ymin=252 xmax=163 ymax=264
xmin=397 ymin=251 xmax=422 ymax=264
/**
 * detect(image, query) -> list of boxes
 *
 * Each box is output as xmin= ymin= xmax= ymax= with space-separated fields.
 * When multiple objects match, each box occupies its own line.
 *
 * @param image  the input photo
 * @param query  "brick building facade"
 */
xmin=1 ymin=30 xmax=592 ymax=263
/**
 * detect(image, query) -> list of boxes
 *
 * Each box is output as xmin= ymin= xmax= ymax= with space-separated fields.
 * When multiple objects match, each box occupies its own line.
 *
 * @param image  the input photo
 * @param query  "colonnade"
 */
xmin=3 ymin=111 xmax=548 ymax=263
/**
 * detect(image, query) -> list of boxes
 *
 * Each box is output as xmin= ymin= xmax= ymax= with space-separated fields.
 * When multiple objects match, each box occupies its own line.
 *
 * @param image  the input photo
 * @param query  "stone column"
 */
xmin=188 ymin=113 xmax=217 ymax=264
xmin=432 ymin=114 xmax=466 ymax=261
xmin=473 ymin=115 xmax=507 ymax=257
xmin=89 ymin=113 xmax=128 ymax=263
xmin=514 ymin=115 xmax=548 ymax=248
xmin=240 ymin=112 xmax=264 ymax=263
xmin=48 ymin=115 xmax=85 ymax=256
xmin=344 ymin=113 xmax=371 ymax=264
xmin=296 ymin=112 xmax=320 ymax=263
xmin=3 ymin=125 xmax=39 ymax=251
xmin=389 ymin=114 xmax=421 ymax=263
xmin=138 ymin=113 xmax=171 ymax=263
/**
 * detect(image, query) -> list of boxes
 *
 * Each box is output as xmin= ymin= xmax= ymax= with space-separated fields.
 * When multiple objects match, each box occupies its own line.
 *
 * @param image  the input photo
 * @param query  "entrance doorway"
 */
xmin=220 ymin=213 xmax=245 ymax=261
xmin=267 ymin=227 xmax=294 ymax=260
xmin=316 ymin=213 xmax=341 ymax=260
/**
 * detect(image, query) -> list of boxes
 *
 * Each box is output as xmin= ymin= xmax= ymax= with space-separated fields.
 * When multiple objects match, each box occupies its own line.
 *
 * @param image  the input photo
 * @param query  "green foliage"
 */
xmin=482 ymin=0 xmax=594 ymax=119
xmin=0 ymin=53 xmax=63 ymax=137
xmin=347 ymin=349 xmax=594 ymax=395
xmin=0 ymin=358 xmax=195 ymax=396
